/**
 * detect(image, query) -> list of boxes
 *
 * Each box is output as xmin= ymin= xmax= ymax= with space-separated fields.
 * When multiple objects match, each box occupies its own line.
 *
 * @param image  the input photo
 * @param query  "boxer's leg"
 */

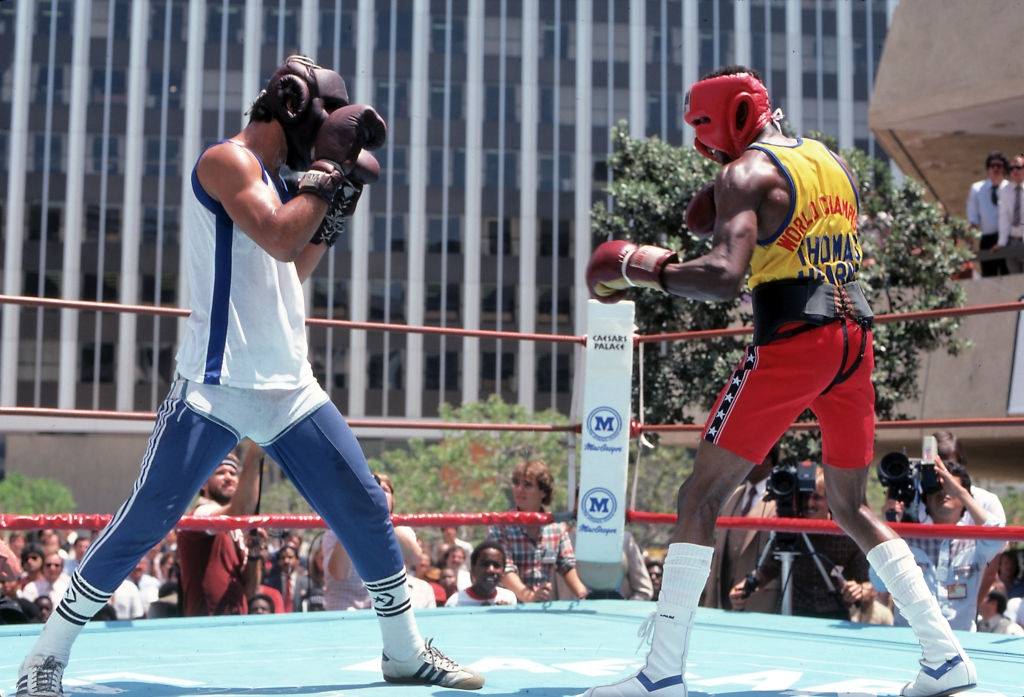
xmin=816 ymin=327 xmax=975 ymax=697
xmin=264 ymin=402 xmax=483 ymax=690
xmin=19 ymin=384 xmax=237 ymax=696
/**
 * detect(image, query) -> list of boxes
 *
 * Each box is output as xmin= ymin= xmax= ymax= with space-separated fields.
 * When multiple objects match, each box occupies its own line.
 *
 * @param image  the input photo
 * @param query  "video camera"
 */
xmin=876 ymin=436 xmax=941 ymax=522
xmin=764 ymin=460 xmax=818 ymax=519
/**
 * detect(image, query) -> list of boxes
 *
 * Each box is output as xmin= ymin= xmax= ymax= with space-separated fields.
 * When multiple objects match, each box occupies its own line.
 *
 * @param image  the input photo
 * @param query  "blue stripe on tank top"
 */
xmin=190 ymin=167 xmax=234 ymax=384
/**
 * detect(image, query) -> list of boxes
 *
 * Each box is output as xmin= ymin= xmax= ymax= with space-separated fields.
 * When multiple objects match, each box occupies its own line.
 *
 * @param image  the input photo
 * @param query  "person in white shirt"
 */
xmin=109 ymin=579 xmax=144 ymax=621
xmin=446 ymin=543 xmax=518 ymax=608
xmin=996 ymin=153 xmax=1024 ymax=273
xmin=128 ymin=558 xmax=162 ymax=614
xmin=966 ymin=151 xmax=1009 ymax=276
xmin=21 ymin=553 xmax=70 ymax=607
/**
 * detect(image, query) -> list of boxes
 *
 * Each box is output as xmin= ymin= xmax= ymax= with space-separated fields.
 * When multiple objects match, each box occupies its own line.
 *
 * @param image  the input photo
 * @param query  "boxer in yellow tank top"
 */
xmin=583 ymin=65 xmax=977 ymax=697
xmin=747 ymin=137 xmax=862 ymax=288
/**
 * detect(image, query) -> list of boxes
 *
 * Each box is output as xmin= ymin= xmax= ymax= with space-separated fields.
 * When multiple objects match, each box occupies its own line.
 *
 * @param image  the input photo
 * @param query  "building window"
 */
xmin=369 ymin=281 xmax=405 ymax=322
xmin=319 ymin=8 xmax=355 ymax=51
xmin=535 ymin=350 xmax=571 ymax=393
xmin=427 ymin=217 xmax=462 ymax=254
xmin=80 ymin=343 xmax=115 ymax=383
xmin=425 ymin=282 xmax=461 ymax=316
xmin=429 ymin=82 xmax=463 ymax=122
xmin=484 ymin=219 xmax=517 ymax=256
xmin=91 ymin=136 xmax=121 ymax=175
xmin=431 ymin=17 xmax=465 ymax=54
xmin=484 ymin=152 xmax=518 ymax=190
xmin=368 ymin=350 xmax=404 ymax=390
xmin=425 ymin=352 xmax=460 ymax=391
xmin=371 ymin=214 xmax=406 ymax=253
xmin=387 ymin=146 xmax=408 ymax=187
xmin=538 ymin=219 xmax=572 ymax=258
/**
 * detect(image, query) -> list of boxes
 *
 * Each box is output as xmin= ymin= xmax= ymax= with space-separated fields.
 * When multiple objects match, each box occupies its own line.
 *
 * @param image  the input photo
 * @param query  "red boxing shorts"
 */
xmin=702 ymin=319 xmax=875 ymax=469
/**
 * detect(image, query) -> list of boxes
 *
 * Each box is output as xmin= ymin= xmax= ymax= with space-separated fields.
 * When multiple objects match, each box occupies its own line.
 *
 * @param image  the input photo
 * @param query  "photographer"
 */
xmin=872 ymin=457 xmax=1004 ymax=631
xmin=177 ymin=441 xmax=266 ymax=616
xmin=730 ymin=466 xmax=882 ymax=622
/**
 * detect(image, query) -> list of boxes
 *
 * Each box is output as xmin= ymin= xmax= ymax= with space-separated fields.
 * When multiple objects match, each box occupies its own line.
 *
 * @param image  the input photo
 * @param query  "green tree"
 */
xmin=593 ymin=123 xmax=973 ymax=466
xmin=260 ymin=477 xmax=315 ymax=515
xmin=368 ymin=395 xmax=574 ymax=516
xmin=0 ymin=473 xmax=76 ymax=514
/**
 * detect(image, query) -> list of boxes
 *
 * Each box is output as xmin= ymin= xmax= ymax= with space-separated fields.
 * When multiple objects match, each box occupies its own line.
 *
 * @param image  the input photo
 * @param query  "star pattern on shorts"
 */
xmin=704 ymin=347 xmax=757 ymax=445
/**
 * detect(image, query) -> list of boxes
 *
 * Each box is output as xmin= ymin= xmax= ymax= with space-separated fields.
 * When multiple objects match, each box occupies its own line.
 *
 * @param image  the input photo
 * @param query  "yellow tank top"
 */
xmin=747 ymin=138 xmax=862 ymax=289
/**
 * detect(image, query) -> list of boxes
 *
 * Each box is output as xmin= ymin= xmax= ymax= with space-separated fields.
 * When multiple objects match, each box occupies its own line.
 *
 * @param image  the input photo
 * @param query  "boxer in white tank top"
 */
xmin=18 ymin=56 xmax=483 ymax=697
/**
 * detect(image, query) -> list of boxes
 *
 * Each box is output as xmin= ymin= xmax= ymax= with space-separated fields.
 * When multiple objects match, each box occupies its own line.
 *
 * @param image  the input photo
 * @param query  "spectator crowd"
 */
xmin=967 ymin=150 xmax=1024 ymax=276
xmin=2 ymin=434 xmax=1021 ymax=638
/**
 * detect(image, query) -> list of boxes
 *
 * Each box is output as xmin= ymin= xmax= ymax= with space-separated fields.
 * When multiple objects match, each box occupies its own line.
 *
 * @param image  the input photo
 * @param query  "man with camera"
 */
xmin=873 ymin=457 xmax=1004 ymax=631
xmin=177 ymin=443 xmax=266 ymax=616
xmin=729 ymin=465 xmax=880 ymax=622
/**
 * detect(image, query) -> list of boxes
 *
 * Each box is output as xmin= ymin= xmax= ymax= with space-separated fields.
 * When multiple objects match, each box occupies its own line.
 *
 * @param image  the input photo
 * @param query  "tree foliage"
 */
xmin=592 ymin=123 xmax=974 ymax=463
xmin=368 ymin=395 xmax=574 ymax=517
xmin=0 ymin=473 xmax=76 ymax=514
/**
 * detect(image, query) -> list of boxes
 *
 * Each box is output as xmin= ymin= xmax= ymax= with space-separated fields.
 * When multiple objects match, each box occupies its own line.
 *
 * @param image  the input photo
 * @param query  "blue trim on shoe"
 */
xmin=921 ymin=656 xmax=963 ymax=680
xmin=636 ymin=672 xmax=684 ymax=691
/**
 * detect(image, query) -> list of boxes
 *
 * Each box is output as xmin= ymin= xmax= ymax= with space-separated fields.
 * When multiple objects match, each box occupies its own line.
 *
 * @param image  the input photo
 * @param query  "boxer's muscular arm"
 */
xmin=661 ymin=156 xmax=773 ymax=301
xmin=294 ymin=243 xmax=329 ymax=283
xmin=198 ymin=143 xmax=328 ymax=263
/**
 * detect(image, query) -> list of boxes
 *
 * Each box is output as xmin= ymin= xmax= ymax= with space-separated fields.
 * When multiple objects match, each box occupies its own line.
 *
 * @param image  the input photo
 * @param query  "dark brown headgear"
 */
xmin=258 ymin=55 xmax=349 ymax=170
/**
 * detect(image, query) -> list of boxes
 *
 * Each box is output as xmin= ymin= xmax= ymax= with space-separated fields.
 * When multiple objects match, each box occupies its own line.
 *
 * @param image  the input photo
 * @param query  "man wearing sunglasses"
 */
xmin=998 ymin=153 xmax=1024 ymax=274
xmin=967 ymin=152 xmax=1008 ymax=276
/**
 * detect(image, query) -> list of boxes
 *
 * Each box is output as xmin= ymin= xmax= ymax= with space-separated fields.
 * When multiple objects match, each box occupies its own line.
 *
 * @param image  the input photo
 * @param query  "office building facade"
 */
xmin=0 ymin=0 xmax=895 ymax=429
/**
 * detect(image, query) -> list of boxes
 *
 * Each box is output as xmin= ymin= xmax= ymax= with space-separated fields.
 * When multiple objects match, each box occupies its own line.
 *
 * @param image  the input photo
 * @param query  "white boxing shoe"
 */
xmin=577 ymin=671 xmax=687 ymax=697
xmin=901 ymin=655 xmax=977 ymax=697
xmin=16 ymin=655 xmax=65 ymax=697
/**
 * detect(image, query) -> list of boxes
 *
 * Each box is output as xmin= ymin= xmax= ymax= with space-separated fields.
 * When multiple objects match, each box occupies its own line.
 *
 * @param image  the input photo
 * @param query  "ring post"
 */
xmin=575 ymin=299 xmax=634 ymax=591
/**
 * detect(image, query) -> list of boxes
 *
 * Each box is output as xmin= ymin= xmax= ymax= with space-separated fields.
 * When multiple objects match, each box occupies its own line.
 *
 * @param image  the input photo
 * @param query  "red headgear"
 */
xmin=684 ymin=73 xmax=773 ymax=162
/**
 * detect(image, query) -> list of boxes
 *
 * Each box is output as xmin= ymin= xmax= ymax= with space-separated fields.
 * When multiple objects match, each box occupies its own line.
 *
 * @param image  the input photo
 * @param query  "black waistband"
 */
xmin=751 ymin=279 xmax=873 ymax=345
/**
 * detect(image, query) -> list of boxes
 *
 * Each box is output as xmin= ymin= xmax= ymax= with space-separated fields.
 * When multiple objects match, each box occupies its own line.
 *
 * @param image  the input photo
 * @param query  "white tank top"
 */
xmin=175 ymin=142 xmax=315 ymax=389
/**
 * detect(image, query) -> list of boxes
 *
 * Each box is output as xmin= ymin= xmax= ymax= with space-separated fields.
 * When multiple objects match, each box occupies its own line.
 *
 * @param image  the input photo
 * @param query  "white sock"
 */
xmin=366 ymin=569 xmax=425 ymax=662
xmin=866 ymin=539 xmax=965 ymax=665
xmin=641 ymin=543 xmax=714 ymax=682
xmin=28 ymin=572 xmax=111 ymax=664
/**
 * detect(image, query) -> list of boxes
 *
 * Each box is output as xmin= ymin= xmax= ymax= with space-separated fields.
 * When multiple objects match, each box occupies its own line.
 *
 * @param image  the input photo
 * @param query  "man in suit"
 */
xmin=266 ymin=543 xmax=311 ymax=613
xmin=702 ymin=447 xmax=780 ymax=612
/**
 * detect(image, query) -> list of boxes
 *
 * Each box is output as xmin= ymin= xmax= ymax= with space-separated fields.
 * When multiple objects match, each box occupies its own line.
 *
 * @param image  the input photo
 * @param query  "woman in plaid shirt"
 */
xmin=486 ymin=460 xmax=589 ymax=602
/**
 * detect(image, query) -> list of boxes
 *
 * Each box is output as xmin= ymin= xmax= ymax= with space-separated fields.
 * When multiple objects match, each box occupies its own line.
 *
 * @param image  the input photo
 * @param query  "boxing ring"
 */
xmin=2 ymin=293 xmax=1024 ymax=696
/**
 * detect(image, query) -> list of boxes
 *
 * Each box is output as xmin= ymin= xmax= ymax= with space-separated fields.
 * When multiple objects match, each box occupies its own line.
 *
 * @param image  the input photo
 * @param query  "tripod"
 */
xmin=741 ymin=530 xmax=843 ymax=615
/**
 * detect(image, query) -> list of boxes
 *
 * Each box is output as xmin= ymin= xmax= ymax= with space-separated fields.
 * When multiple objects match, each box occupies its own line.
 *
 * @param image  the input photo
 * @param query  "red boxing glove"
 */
xmin=586 ymin=240 xmax=678 ymax=303
xmin=685 ymin=183 xmax=716 ymax=236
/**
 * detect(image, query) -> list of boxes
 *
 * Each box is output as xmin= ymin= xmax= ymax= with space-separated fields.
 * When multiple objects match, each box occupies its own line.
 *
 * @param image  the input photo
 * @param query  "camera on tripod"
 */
xmin=764 ymin=459 xmax=818 ymax=519
xmin=876 ymin=436 xmax=942 ymax=522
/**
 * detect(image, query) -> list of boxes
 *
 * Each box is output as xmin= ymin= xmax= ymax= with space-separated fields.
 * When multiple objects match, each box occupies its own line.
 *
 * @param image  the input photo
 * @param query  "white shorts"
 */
xmin=180 ymin=375 xmax=330 ymax=445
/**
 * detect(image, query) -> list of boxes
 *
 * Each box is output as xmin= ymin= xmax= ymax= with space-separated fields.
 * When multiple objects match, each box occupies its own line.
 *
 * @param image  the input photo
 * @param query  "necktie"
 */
xmin=1014 ymin=185 xmax=1022 ymax=226
xmin=282 ymin=575 xmax=292 ymax=612
xmin=739 ymin=483 xmax=758 ymax=517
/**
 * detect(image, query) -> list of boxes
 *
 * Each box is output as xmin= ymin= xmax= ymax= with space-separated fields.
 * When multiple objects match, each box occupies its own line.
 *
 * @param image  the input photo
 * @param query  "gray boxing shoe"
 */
xmin=901 ymin=655 xmax=977 ymax=697
xmin=381 ymin=638 xmax=485 ymax=690
xmin=16 ymin=655 xmax=65 ymax=697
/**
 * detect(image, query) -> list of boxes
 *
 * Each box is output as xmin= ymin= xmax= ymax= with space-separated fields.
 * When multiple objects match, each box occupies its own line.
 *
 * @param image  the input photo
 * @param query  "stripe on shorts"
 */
xmin=704 ymin=346 xmax=759 ymax=445
xmin=78 ymin=390 xmax=179 ymax=572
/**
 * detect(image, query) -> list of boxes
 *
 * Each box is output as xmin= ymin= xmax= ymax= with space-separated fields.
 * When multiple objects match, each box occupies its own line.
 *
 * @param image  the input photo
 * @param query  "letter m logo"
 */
xmin=588 ymin=496 xmax=610 ymax=515
xmin=594 ymin=416 xmax=615 ymax=432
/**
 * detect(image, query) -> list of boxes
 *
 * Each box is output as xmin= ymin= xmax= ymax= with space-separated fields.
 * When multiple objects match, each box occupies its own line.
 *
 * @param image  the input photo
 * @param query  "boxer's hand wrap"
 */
xmin=297 ymin=160 xmax=345 ymax=203
xmin=586 ymin=240 xmax=678 ymax=303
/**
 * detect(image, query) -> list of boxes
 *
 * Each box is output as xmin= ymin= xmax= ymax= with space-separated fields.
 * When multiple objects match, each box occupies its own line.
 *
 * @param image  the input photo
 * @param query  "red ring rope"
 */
xmin=2 ymin=512 xmax=1022 ymax=541
xmin=0 ymin=294 xmax=584 ymax=345
xmin=3 ymin=406 xmax=1020 ymax=434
